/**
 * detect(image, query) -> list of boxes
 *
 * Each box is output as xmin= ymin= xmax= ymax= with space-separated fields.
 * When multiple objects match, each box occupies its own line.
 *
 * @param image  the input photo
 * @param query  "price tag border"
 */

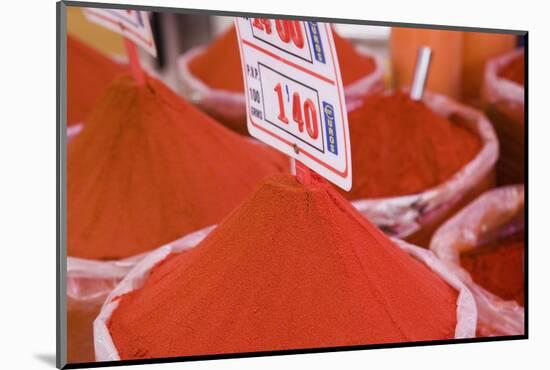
xmin=250 ymin=21 xmax=314 ymax=64
xmin=83 ymin=8 xmax=157 ymax=57
xmin=236 ymin=20 xmax=351 ymax=186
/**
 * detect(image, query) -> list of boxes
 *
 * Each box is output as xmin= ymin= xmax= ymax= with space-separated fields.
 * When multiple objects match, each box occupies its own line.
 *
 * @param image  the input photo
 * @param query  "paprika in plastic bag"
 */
xmin=348 ymin=90 xmax=498 ymax=245
xmin=94 ymin=174 xmax=476 ymax=361
xmin=430 ymin=185 xmax=524 ymax=336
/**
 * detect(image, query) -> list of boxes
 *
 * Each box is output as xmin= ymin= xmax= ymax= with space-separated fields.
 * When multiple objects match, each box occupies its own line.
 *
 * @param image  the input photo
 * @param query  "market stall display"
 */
xmin=430 ymin=185 xmax=524 ymax=336
xmin=178 ymin=26 xmax=384 ymax=134
xmin=62 ymin=12 xmax=526 ymax=365
xmin=94 ymin=174 xmax=476 ymax=361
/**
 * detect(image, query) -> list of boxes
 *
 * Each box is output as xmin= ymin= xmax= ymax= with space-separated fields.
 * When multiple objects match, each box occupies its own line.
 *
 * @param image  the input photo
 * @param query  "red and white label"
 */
xmin=83 ymin=8 xmax=157 ymax=57
xmin=235 ymin=18 xmax=352 ymax=190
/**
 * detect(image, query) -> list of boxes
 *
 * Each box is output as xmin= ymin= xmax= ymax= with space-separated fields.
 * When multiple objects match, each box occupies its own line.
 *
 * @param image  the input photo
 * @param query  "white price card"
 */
xmin=83 ymin=8 xmax=157 ymax=57
xmin=235 ymin=18 xmax=352 ymax=191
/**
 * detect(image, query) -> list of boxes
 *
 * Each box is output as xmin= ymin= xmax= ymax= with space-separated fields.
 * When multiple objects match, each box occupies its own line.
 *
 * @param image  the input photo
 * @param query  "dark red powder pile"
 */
xmin=499 ymin=54 xmax=525 ymax=86
xmin=108 ymin=174 xmax=458 ymax=360
xmin=188 ymin=26 xmax=376 ymax=93
xmin=461 ymin=235 xmax=524 ymax=306
xmin=67 ymin=35 xmax=126 ymax=125
xmin=68 ymin=74 xmax=288 ymax=260
xmin=345 ymin=91 xmax=482 ymax=200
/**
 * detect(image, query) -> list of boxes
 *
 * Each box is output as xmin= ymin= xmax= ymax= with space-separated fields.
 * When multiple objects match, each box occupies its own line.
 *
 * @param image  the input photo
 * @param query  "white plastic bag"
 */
xmin=66 ymin=235 xmax=143 ymax=363
xmin=177 ymin=45 xmax=384 ymax=134
xmin=430 ymin=185 xmax=524 ymax=336
xmin=67 ymin=225 xmax=216 ymax=303
xmin=351 ymin=91 xmax=499 ymax=243
xmin=481 ymin=48 xmax=524 ymax=124
xmin=66 ymin=225 xmax=216 ymax=363
xmin=67 ymin=123 xmax=83 ymax=142
xmin=93 ymin=227 xmax=477 ymax=362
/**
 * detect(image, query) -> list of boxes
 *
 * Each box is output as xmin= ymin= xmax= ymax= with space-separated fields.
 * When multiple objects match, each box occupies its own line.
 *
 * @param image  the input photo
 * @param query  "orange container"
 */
xmin=390 ymin=28 xmax=463 ymax=99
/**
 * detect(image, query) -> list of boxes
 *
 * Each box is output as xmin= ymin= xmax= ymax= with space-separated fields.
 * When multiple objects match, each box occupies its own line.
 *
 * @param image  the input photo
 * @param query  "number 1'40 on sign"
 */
xmin=273 ymin=83 xmax=319 ymax=141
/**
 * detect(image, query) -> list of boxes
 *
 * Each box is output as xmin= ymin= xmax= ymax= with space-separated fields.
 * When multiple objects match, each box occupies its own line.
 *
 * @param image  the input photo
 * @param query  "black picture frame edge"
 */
xmin=62 ymin=335 xmax=527 ymax=370
xmin=523 ymin=32 xmax=529 ymax=338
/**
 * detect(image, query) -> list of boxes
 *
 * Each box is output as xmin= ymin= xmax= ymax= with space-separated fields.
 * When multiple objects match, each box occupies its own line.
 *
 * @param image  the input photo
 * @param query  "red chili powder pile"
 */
xmin=108 ymin=174 xmax=458 ymax=360
xmin=345 ymin=91 xmax=482 ymax=200
xmin=68 ymin=73 xmax=288 ymax=260
xmin=461 ymin=235 xmax=524 ymax=306
xmin=67 ymin=35 xmax=126 ymax=125
xmin=188 ymin=26 xmax=376 ymax=93
xmin=499 ymin=53 xmax=525 ymax=86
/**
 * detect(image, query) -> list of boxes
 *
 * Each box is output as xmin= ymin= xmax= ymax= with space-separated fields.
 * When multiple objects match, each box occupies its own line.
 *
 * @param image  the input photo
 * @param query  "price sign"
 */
xmin=83 ymin=8 xmax=157 ymax=57
xmin=235 ymin=18 xmax=352 ymax=190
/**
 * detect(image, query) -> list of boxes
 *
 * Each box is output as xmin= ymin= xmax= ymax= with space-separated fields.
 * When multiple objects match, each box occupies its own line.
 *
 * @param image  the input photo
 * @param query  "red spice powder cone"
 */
xmin=108 ymin=174 xmax=459 ymax=360
xmin=68 ymin=74 xmax=289 ymax=260
xmin=345 ymin=91 xmax=482 ymax=200
xmin=67 ymin=35 xmax=126 ymax=126
xmin=188 ymin=26 xmax=376 ymax=93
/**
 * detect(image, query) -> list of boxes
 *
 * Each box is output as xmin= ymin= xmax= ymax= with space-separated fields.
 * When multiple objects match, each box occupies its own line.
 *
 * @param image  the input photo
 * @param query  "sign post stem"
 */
xmin=123 ymin=37 xmax=146 ymax=85
xmin=295 ymin=159 xmax=312 ymax=185
xmin=410 ymin=47 xmax=432 ymax=101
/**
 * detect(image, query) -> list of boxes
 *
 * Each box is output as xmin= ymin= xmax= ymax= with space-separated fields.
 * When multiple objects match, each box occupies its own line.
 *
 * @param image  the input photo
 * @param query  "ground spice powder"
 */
xmin=461 ymin=235 xmax=524 ymax=306
xmin=68 ymin=74 xmax=288 ymax=260
xmin=188 ymin=26 xmax=376 ymax=93
xmin=67 ymin=35 xmax=125 ymax=125
xmin=345 ymin=91 xmax=481 ymax=200
xmin=108 ymin=174 xmax=458 ymax=360
xmin=499 ymin=55 xmax=525 ymax=86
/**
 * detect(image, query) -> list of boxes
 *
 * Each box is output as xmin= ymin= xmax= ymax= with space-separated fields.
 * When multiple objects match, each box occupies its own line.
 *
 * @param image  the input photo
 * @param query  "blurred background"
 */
xmin=67 ymin=7 xmax=524 ymax=104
